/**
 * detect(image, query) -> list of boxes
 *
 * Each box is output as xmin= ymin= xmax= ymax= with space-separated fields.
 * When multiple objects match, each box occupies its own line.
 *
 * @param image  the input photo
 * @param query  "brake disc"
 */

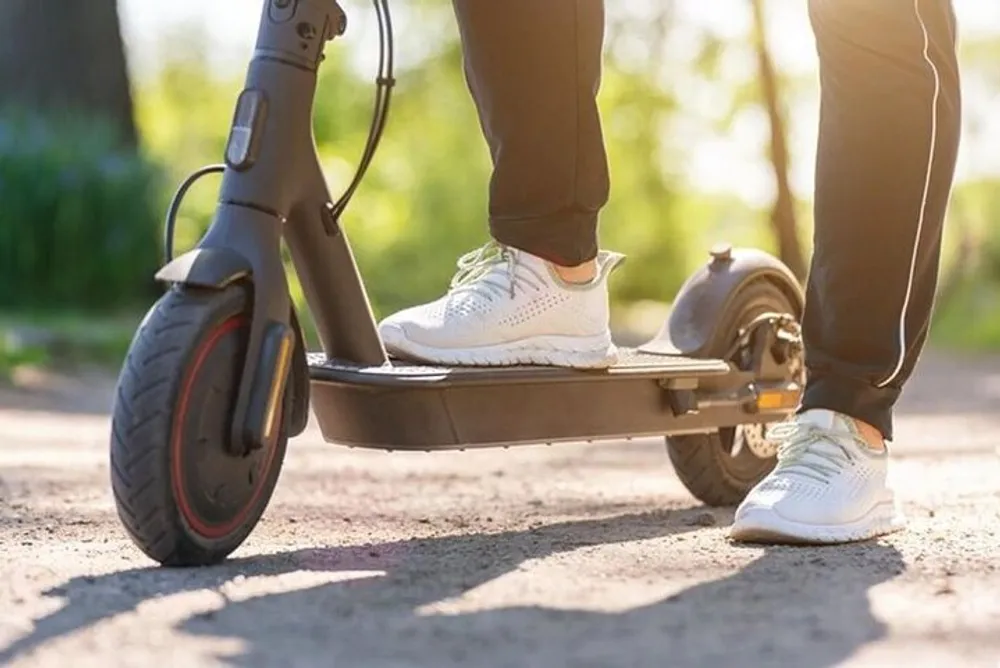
xmin=732 ymin=423 xmax=779 ymax=459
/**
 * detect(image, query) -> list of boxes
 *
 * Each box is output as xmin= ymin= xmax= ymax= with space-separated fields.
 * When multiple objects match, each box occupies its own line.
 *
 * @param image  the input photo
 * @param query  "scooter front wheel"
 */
xmin=110 ymin=284 xmax=288 ymax=567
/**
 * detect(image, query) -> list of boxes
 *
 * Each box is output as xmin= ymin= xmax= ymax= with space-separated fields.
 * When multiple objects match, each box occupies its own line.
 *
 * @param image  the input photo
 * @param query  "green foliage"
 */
xmin=0 ymin=327 xmax=47 ymax=381
xmin=134 ymin=30 xmax=701 ymax=322
xmin=326 ymin=39 xmax=494 ymax=319
xmin=931 ymin=280 xmax=1000 ymax=350
xmin=929 ymin=178 xmax=1000 ymax=350
xmin=130 ymin=10 xmax=786 ymax=331
xmin=0 ymin=111 xmax=166 ymax=310
xmin=960 ymin=35 xmax=1000 ymax=89
xmin=132 ymin=29 xmax=240 ymax=254
xmin=599 ymin=66 xmax=689 ymax=304
xmin=0 ymin=310 xmax=140 ymax=370
xmin=961 ymin=181 xmax=1000 ymax=284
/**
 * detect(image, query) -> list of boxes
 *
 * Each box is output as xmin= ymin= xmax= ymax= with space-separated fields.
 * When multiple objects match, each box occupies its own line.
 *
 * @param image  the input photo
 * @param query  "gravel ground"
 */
xmin=0 ymin=351 xmax=998 ymax=667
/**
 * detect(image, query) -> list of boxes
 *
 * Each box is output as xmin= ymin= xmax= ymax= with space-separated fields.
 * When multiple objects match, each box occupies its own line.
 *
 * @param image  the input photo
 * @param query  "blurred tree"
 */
xmin=687 ymin=3 xmax=812 ymax=276
xmin=0 ymin=0 xmax=137 ymax=147
xmin=0 ymin=1 xmax=161 ymax=312
xmin=750 ymin=0 xmax=807 ymax=280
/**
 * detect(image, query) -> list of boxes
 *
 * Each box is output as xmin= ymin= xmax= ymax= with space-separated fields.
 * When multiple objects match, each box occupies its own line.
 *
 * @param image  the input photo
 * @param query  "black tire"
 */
xmin=109 ymin=284 xmax=288 ymax=567
xmin=665 ymin=280 xmax=799 ymax=507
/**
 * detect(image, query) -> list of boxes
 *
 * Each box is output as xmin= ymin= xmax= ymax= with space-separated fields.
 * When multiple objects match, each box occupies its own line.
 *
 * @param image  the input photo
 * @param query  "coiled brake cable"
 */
xmin=163 ymin=0 xmax=396 ymax=262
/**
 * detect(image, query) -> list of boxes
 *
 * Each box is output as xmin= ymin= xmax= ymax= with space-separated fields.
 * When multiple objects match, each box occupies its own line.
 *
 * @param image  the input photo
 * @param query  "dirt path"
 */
xmin=0 ymin=351 xmax=998 ymax=667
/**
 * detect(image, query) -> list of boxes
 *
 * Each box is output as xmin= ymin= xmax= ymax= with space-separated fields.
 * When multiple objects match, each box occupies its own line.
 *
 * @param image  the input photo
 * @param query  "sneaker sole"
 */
xmin=381 ymin=329 xmax=619 ymax=370
xmin=729 ymin=500 xmax=906 ymax=545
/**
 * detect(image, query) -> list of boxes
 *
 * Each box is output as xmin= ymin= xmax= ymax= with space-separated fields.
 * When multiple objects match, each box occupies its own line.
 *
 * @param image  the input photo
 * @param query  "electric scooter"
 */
xmin=109 ymin=0 xmax=806 ymax=567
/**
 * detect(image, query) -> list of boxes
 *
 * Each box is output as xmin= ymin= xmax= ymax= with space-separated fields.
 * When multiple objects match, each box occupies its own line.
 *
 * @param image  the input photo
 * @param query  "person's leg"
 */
xmin=453 ymin=0 xmax=610 ymax=270
xmin=800 ymin=0 xmax=961 ymax=441
xmin=732 ymin=0 xmax=961 ymax=544
xmin=379 ymin=0 xmax=621 ymax=368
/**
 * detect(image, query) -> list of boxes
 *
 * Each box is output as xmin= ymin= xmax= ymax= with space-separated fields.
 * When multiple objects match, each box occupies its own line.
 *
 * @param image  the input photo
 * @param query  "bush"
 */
xmin=0 ymin=112 xmax=166 ymax=311
xmin=0 ymin=326 xmax=47 ymax=381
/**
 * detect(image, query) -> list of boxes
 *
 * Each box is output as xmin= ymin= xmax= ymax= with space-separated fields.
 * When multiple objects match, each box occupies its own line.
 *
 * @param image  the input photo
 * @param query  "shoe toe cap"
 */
xmin=377 ymin=315 xmax=426 ymax=357
xmin=736 ymin=479 xmax=825 ymax=524
xmin=377 ymin=315 xmax=407 ymax=340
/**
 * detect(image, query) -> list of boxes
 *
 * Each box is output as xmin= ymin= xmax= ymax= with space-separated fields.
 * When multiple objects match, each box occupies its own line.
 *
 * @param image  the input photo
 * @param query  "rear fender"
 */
xmin=640 ymin=245 xmax=804 ymax=359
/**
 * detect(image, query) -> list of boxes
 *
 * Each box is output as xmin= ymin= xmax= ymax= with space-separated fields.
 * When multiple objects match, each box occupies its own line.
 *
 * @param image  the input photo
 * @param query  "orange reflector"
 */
xmin=263 ymin=333 xmax=294 ymax=441
xmin=756 ymin=388 xmax=802 ymax=411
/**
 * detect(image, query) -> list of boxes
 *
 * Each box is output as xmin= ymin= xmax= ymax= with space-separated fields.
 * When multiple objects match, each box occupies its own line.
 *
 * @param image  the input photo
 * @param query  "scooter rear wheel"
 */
xmin=110 ymin=284 xmax=288 ymax=567
xmin=665 ymin=280 xmax=801 ymax=507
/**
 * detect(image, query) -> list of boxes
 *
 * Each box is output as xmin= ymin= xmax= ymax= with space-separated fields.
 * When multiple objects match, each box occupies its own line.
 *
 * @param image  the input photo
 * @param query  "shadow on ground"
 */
xmin=2 ymin=509 xmax=904 ymax=668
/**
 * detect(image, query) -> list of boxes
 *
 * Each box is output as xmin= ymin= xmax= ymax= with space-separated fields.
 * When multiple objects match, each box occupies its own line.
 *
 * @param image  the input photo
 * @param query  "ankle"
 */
xmin=849 ymin=417 xmax=886 ymax=451
xmin=551 ymin=259 xmax=598 ymax=284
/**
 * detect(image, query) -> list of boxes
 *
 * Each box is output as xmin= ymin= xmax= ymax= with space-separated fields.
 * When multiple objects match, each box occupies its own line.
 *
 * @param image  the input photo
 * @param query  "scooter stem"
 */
xmin=213 ymin=0 xmax=386 ymax=366
xmin=199 ymin=0 xmax=387 ymax=452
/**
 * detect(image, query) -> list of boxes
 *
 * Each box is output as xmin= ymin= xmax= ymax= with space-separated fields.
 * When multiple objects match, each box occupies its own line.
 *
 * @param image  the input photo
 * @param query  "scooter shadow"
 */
xmin=1 ymin=508 xmax=904 ymax=667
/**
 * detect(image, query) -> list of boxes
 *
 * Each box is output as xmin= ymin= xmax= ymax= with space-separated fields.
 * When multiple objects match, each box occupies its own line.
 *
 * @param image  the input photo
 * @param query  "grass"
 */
xmin=0 ymin=335 xmax=47 ymax=381
xmin=929 ymin=279 xmax=1000 ymax=351
xmin=0 ymin=309 xmax=143 ymax=381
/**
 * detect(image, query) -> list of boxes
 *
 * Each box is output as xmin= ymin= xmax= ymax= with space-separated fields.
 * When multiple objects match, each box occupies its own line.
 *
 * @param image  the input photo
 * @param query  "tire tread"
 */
xmin=109 ymin=286 xmax=288 ymax=567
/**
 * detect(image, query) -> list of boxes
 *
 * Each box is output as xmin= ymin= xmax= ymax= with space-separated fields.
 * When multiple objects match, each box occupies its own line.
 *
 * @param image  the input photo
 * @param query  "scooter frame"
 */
xmin=154 ymin=0 xmax=805 ymax=457
xmin=158 ymin=0 xmax=394 ymax=456
xmin=110 ymin=0 xmax=808 ymax=567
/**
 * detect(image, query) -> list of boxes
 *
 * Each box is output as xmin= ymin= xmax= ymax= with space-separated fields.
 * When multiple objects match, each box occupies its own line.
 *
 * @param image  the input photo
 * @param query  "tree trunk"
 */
xmin=750 ymin=0 xmax=808 ymax=281
xmin=0 ymin=0 xmax=137 ymax=148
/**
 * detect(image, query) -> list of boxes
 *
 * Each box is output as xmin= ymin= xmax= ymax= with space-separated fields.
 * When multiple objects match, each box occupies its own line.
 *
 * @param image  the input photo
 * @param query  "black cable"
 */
xmin=163 ymin=1 xmax=395 ymax=260
xmin=163 ymin=164 xmax=225 ymax=262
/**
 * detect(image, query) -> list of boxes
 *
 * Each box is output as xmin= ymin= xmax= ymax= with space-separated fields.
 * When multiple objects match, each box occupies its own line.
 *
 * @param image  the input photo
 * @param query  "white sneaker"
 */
xmin=378 ymin=242 xmax=623 ymax=368
xmin=730 ymin=409 xmax=906 ymax=544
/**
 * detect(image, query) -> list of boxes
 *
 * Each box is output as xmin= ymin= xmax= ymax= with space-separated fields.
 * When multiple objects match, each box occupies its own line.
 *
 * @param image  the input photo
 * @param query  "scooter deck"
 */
xmin=306 ymin=349 xmax=767 ymax=451
xmin=309 ymin=348 xmax=728 ymax=385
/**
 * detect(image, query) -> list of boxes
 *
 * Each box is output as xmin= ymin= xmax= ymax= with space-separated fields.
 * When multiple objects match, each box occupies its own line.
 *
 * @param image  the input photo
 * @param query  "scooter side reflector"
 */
xmin=263 ymin=330 xmax=295 ymax=442
xmin=242 ymin=321 xmax=295 ymax=452
xmin=756 ymin=387 xmax=802 ymax=412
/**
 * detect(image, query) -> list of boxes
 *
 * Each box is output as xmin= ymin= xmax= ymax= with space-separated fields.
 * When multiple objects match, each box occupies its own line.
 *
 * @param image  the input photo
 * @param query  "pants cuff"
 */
xmin=799 ymin=372 xmax=900 ymax=441
xmin=490 ymin=211 xmax=598 ymax=266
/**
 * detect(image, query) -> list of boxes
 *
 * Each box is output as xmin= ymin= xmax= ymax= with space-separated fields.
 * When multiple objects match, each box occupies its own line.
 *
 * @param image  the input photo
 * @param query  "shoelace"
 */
xmin=448 ymin=241 xmax=545 ymax=299
xmin=766 ymin=421 xmax=860 ymax=484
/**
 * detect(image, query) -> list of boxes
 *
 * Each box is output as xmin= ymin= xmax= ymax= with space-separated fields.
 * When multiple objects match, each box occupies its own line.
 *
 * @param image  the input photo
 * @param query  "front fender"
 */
xmin=154 ymin=246 xmax=311 ymax=438
xmin=154 ymin=247 xmax=252 ymax=289
xmin=641 ymin=245 xmax=804 ymax=358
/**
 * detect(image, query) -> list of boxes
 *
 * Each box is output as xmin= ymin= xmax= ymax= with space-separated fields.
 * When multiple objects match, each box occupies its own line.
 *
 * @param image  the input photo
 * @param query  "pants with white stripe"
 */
xmin=454 ymin=0 xmax=961 ymax=439
xmin=799 ymin=0 xmax=961 ymax=440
